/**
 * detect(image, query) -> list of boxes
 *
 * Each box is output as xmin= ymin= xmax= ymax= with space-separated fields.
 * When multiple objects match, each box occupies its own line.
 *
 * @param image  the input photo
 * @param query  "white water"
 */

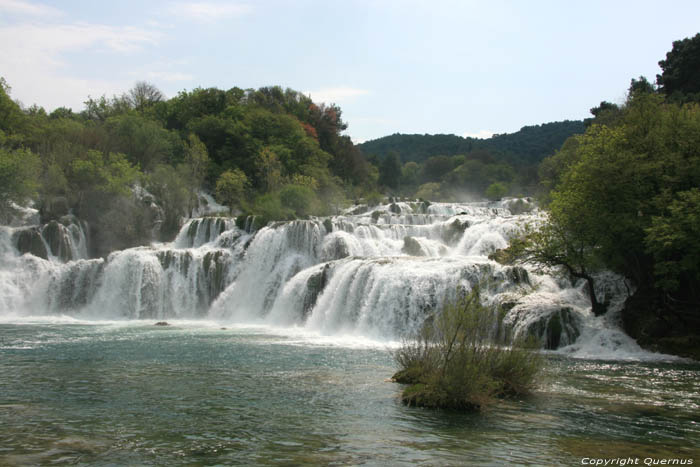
xmin=0 ymin=199 xmax=673 ymax=360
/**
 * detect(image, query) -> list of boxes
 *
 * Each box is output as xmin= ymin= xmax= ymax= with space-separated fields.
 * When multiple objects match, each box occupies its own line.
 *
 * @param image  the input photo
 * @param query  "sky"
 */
xmin=1 ymin=0 xmax=699 ymax=143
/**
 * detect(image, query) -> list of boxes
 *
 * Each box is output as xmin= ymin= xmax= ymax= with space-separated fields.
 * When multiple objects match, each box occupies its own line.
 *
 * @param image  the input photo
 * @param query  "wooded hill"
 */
xmin=357 ymin=120 xmax=585 ymax=166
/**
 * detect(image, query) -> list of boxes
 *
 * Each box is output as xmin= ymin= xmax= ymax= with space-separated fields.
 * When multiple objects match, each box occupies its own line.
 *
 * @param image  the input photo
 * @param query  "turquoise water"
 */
xmin=1 ymin=321 xmax=698 ymax=465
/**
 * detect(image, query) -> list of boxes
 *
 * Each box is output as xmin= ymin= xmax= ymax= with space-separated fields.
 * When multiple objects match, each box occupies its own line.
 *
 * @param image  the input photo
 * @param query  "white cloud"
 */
xmin=306 ymin=87 xmax=370 ymax=104
xmin=462 ymin=129 xmax=494 ymax=139
xmin=169 ymin=2 xmax=251 ymax=22
xmin=0 ymin=0 xmax=62 ymax=17
xmin=0 ymin=22 xmax=161 ymax=110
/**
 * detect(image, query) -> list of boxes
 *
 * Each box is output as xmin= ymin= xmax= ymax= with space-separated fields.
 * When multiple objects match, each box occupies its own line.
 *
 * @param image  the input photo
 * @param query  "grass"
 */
xmin=392 ymin=285 xmax=542 ymax=411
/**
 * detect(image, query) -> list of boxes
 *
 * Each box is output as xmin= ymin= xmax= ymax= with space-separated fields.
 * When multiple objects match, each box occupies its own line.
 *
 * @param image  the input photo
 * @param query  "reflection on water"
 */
xmin=1 ymin=323 xmax=698 ymax=465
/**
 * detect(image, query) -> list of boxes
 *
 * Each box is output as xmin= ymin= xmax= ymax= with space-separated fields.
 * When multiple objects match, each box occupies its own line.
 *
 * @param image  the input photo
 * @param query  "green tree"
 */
xmin=485 ymin=181 xmax=508 ymax=200
xmin=379 ymin=151 xmax=401 ymax=190
xmin=215 ymin=168 xmax=249 ymax=211
xmin=279 ymin=183 xmax=319 ymax=218
xmin=0 ymin=147 xmax=40 ymax=221
xmin=657 ymin=33 xmax=700 ymax=101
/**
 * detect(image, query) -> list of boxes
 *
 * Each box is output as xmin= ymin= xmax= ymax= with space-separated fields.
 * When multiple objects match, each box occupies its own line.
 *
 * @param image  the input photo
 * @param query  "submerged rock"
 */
xmin=442 ymin=218 xmax=469 ymax=245
xmin=402 ymin=236 xmax=425 ymax=256
xmin=154 ymin=321 xmax=169 ymax=326
xmin=526 ymin=307 xmax=581 ymax=350
xmin=303 ymin=264 xmax=331 ymax=317
xmin=13 ymin=227 xmax=49 ymax=259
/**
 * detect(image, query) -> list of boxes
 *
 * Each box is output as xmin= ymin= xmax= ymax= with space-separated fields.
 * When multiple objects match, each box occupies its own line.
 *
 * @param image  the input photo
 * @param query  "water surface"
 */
xmin=1 ymin=321 xmax=698 ymax=465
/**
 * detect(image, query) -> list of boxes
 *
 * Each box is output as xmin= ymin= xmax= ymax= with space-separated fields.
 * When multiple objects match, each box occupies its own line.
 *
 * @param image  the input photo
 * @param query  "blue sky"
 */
xmin=1 ymin=0 xmax=699 ymax=143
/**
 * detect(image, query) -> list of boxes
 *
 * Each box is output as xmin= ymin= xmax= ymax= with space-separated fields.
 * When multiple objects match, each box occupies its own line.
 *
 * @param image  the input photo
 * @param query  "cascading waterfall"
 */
xmin=0 ymin=198 xmax=650 ymax=357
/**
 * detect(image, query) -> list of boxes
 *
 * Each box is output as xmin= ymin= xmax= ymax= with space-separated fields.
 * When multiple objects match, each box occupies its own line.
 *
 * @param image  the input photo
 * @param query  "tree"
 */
xmin=0 ymin=147 xmax=40 ymax=221
xmin=0 ymin=77 xmax=26 ymax=141
xmin=528 ymin=91 xmax=700 ymax=318
xmin=497 ymin=221 xmax=607 ymax=316
xmin=128 ymin=81 xmax=165 ymax=112
xmin=485 ymin=181 xmax=508 ymax=200
xmin=215 ymin=168 xmax=249 ymax=211
xmin=645 ymin=188 xmax=700 ymax=296
xmin=378 ymin=151 xmax=401 ymax=190
xmin=657 ymin=33 xmax=700 ymax=101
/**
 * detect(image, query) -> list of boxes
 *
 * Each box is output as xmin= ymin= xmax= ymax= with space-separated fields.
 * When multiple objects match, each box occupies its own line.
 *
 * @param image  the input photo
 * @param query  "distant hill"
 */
xmin=358 ymin=120 xmax=585 ymax=166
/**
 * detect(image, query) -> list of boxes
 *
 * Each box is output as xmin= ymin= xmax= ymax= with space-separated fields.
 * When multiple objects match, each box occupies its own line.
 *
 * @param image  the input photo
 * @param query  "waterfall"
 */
xmin=0 ymin=199 xmax=645 ymax=356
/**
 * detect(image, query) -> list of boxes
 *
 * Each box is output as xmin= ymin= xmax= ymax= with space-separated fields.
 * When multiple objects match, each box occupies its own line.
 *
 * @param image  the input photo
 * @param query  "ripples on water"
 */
xmin=0 ymin=322 xmax=698 ymax=465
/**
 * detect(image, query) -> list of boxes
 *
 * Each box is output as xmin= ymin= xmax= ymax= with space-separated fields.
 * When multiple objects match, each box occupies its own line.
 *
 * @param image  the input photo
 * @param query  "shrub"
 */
xmin=393 ymin=285 xmax=541 ymax=410
xmin=279 ymin=183 xmax=318 ymax=218
xmin=485 ymin=182 xmax=509 ymax=201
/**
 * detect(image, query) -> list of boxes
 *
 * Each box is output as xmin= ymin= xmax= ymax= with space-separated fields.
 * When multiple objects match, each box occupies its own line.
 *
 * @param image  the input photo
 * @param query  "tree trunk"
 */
xmin=585 ymin=275 xmax=606 ymax=317
xmin=565 ymin=265 xmax=606 ymax=317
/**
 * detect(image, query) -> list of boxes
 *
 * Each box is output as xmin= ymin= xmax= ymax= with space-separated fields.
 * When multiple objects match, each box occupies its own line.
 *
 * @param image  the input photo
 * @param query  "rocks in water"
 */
xmin=348 ymin=205 xmax=368 ymax=215
xmin=12 ymin=217 xmax=87 ymax=262
xmin=441 ymin=218 xmax=469 ymax=245
xmin=371 ymin=210 xmax=382 ymax=223
xmin=322 ymin=218 xmax=333 ymax=233
xmin=402 ymin=236 xmax=425 ymax=257
xmin=13 ymin=227 xmax=49 ymax=259
xmin=389 ymin=203 xmax=401 ymax=214
xmin=505 ymin=266 xmax=530 ymax=286
xmin=321 ymin=234 xmax=350 ymax=261
xmin=154 ymin=321 xmax=169 ymax=326
xmin=304 ymin=264 xmax=331 ymax=317
xmin=505 ymin=199 xmax=534 ymax=215
xmin=42 ymin=221 xmax=68 ymax=261
xmin=527 ymin=307 xmax=580 ymax=350
xmin=235 ymin=215 xmax=268 ymax=233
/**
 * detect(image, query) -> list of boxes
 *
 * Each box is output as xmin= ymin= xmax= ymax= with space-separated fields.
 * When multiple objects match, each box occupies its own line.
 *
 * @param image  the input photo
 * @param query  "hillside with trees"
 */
xmin=358 ymin=120 xmax=584 ymax=165
xmin=358 ymin=120 xmax=584 ymax=200
xmin=0 ymin=80 xmax=377 ymax=257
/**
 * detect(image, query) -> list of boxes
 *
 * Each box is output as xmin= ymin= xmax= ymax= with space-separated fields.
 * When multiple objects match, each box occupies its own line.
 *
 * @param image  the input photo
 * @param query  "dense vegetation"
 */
xmin=393 ymin=286 xmax=541 ymax=410
xmin=498 ymin=33 xmax=700 ymax=358
xmin=0 ymin=79 xmax=376 ymax=256
xmin=359 ymin=120 xmax=584 ymax=200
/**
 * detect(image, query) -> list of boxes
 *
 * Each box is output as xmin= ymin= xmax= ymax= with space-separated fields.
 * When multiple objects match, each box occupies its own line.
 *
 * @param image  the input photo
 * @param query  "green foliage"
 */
xmin=657 ymin=33 xmax=700 ymax=102
xmin=0 ymin=75 xmax=376 ymax=253
xmin=0 ymin=147 xmax=40 ymax=220
xmin=393 ymin=286 xmax=542 ymax=410
xmin=358 ymin=121 xmax=584 ymax=166
xmin=279 ymin=184 xmax=319 ymax=218
xmin=484 ymin=181 xmax=509 ymax=200
xmin=251 ymin=192 xmax=292 ymax=223
xmin=0 ymin=78 xmax=26 ymax=141
xmin=147 ymin=164 xmax=191 ymax=238
xmin=215 ymin=168 xmax=249 ymax=211
xmin=415 ymin=182 xmax=441 ymax=201
xmin=378 ymin=151 xmax=401 ymax=190
xmin=534 ymin=87 xmax=700 ymax=319
xmin=645 ymin=188 xmax=700 ymax=291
